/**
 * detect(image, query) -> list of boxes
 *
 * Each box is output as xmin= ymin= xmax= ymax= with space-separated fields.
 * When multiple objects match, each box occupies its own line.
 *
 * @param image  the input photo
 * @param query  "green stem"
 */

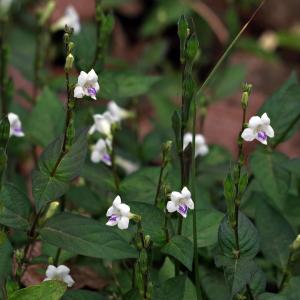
xmin=0 ymin=18 xmax=8 ymax=117
xmin=111 ymin=134 xmax=120 ymax=192
xmin=154 ymin=163 xmax=164 ymax=207
xmin=191 ymin=96 xmax=202 ymax=299
xmin=246 ymin=284 xmax=254 ymax=300
xmin=92 ymin=0 xmax=103 ymax=69
xmin=279 ymin=251 xmax=293 ymax=291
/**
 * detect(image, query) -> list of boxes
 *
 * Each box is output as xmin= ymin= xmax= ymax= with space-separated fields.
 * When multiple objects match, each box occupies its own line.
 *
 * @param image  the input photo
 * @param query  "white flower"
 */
xmin=183 ymin=132 xmax=208 ymax=157
xmin=0 ymin=0 xmax=13 ymax=13
xmin=91 ymin=138 xmax=112 ymax=166
xmin=74 ymin=69 xmax=100 ymax=100
xmin=166 ymin=187 xmax=194 ymax=218
xmin=52 ymin=5 xmax=81 ymax=34
xmin=115 ymin=156 xmax=139 ymax=174
xmin=8 ymin=113 xmax=24 ymax=137
xmin=241 ymin=113 xmax=274 ymax=145
xmin=107 ymin=101 xmax=132 ymax=123
xmin=106 ymin=196 xmax=132 ymax=230
xmin=88 ymin=112 xmax=114 ymax=137
xmin=44 ymin=265 xmax=75 ymax=287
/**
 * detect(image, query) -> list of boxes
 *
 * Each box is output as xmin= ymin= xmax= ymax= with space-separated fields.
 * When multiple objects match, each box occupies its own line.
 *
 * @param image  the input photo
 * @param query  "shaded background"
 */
xmin=8 ymin=0 xmax=300 ymax=158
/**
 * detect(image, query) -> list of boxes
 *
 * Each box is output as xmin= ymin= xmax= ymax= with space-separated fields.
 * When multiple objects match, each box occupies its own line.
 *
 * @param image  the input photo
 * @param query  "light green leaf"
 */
xmin=25 ymin=88 xmax=65 ymax=147
xmin=0 ymin=183 xmax=31 ymax=230
xmin=8 ymin=280 xmax=67 ymax=300
xmin=256 ymin=199 xmax=295 ymax=269
xmin=162 ymin=235 xmax=193 ymax=271
xmin=40 ymin=212 xmax=138 ymax=260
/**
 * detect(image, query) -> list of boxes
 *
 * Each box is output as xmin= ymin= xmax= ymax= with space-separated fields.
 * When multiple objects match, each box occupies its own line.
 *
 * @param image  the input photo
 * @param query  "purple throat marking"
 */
xmin=258 ymin=131 xmax=267 ymax=141
xmin=88 ymin=87 xmax=97 ymax=96
xmin=109 ymin=215 xmax=118 ymax=222
xmin=178 ymin=204 xmax=188 ymax=215
xmin=14 ymin=127 xmax=22 ymax=133
xmin=103 ymin=154 xmax=111 ymax=163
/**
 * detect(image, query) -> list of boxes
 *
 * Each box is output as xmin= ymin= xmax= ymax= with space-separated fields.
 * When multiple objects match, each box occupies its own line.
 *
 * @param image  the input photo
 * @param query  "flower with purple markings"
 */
xmin=90 ymin=138 xmax=112 ymax=166
xmin=183 ymin=132 xmax=209 ymax=157
xmin=74 ymin=69 xmax=100 ymax=100
xmin=241 ymin=112 xmax=274 ymax=145
xmin=106 ymin=196 xmax=132 ymax=230
xmin=44 ymin=265 xmax=75 ymax=287
xmin=8 ymin=112 xmax=24 ymax=137
xmin=167 ymin=187 xmax=194 ymax=218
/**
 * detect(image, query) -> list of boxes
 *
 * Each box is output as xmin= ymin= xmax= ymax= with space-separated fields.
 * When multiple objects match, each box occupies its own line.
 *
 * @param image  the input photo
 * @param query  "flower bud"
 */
xmin=65 ymin=53 xmax=74 ymax=71
xmin=186 ymin=34 xmax=199 ymax=64
xmin=15 ymin=248 xmax=24 ymax=263
xmin=139 ymin=249 xmax=148 ymax=274
xmin=291 ymin=234 xmax=300 ymax=251
xmin=68 ymin=42 xmax=75 ymax=52
xmin=178 ymin=15 xmax=189 ymax=42
xmin=63 ymin=33 xmax=69 ymax=44
xmin=144 ymin=235 xmax=151 ymax=248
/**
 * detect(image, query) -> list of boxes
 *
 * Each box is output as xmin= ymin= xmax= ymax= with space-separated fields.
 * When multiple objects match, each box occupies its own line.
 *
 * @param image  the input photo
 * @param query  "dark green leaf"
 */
xmin=0 ymin=183 xmax=31 ymax=230
xmin=40 ymin=212 xmax=138 ymax=260
xmin=162 ymin=235 xmax=193 ymax=271
xmin=182 ymin=209 xmax=224 ymax=248
xmin=218 ymin=212 xmax=259 ymax=259
xmin=0 ymin=231 xmax=13 ymax=281
xmin=256 ymin=199 xmax=296 ymax=269
xmin=258 ymin=294 xmax=289 ymax=300
xmin=259 ymin=73 xmax=300 ymax=145
xmin=25 ymin=88 xmax=65 ymax=147
xmin=8 ymin=280 xmax=67 ymax=300
xmin=63 ymin=290 xmax=105 ymax=300
xmin=250 ymin=149 xmax=290 ymax=210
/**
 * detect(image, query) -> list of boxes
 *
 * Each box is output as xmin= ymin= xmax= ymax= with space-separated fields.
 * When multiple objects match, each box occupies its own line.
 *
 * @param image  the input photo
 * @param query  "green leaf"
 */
xmin=281 ymin=276 xmax=300 ymax=300
xmin=259 ymin=73 xmax=300 ymax=145
xmin=63 ymin=289 xmax=105 ymax=300
xmin=182 ymin=209 xmax=224 ymax=248
xmin=256 ymin=199 xmax=296 ymax=269
xmin=258 ymin=294 xmax=289 ymax=300
xmin=152 ymin=275 xmax=189 ymax=300
xmin=33 ymin=130 xmax=88 ymax=211
xmin=32 ymin=171 xmax=69 ymax=212
xmin=0 ymin=183 xmax=31 ymax=230
xmin=25 ymin=88 xmax=65 ymax=147
xmin=39 ymin=129 xmax=88 ymax=182
xmin=8 ymin=280 xmax=67 ymax=300
xmin=250 ymin=149 xmax=290 ymax=210
xmin=129 ymin=202 xmax=165 ymax=245
xmin=100 ymin=70 xmax=160 ymax=100
xmin=172 ymin=110 xmax=181 ymax=151
xmin=121 ymin=167 xmax=160 ymax=205
xmin=199 ymin=267 xmax=230 ymax=300
xmin=40 ymin=212 xmax=138 ymax=260
xmin=218 ymin=212 xmax=259 ymax=259
xmin=0 ymin=231 xmax=13 ymax=281
xmin=162 ymin=235 xmax=193 ymax=271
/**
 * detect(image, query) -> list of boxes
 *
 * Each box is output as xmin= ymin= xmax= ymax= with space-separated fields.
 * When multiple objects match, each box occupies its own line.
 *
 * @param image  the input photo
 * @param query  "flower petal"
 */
xmin=56 ymin=265 xmax=70 ymax=277
xmin=113 ymin=195 xmax=122 ymax=207
xmin=91 ymin=150 xmax=101 ymax=163
xmin=181 ymin=187 xmax=191 ymax=199
xmin=185 ymin=198 xmax=194 ymax=210
xmin=261 ymin=112 xmax=270 ymax=125
xmin=195 ymin=134 xmax=205 ymax=145
xmin=183 ymin=132 xmax=192 ymax=150
xmin=265 ymin=125 xmax=274 ymax=138
xmin=166 ymin=200 xmax=177 ymax=213
xmin=45 ymin=265 xmax=57 ymax=279
xmin=248 ymin=116 xmax=262 ymax=129
xmin=241 ymin=128 xmax=256 ymax=141
xmin=87 ymin=69 xmax=98 ymax=82
xmin=118 ymin=203 xmax=130 ymax=216
xmin=170 ymin=191 xmax=182 ymax=203
xmin=74 ymin=86 xmax=84 ymax=98
xmin=78 ymin=71 xmax=88 ymax=86
xmin=106 ymin=206 xmax=114 ymax=217
xmin=64 ymin=275 xmax=75 ymax=287
xmin=118 ymin=216 xmax=129 ymax=230
xmin=196 ymin=144 xmax=209 ymax=156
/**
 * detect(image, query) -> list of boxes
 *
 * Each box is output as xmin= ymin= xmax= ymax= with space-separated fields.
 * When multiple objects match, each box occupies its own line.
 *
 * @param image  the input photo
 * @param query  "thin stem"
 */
xmin=154 ymin=164 xmax=164 ymax=207
xmin=246 ymin=284 xmax=254 ymax=300
xmin=279 ymin=251 xmax=293 ymax=291
xmin=111 ymin=134 xmax=120 ymax=192
xmin=1 ymin=279 xmax=7 ymax=300
xmin=0 ymin=19 xmax=8 ymax=117
xmin=191 ymin=97 xmax=202 ymax=299
xmin=195 ymin=0 xmax=267 ymax=99
xmin=92 ymin=0 xmax=102 ymax=68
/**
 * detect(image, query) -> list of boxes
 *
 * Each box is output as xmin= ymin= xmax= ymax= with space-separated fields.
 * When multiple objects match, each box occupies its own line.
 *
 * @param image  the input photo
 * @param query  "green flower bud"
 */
xmin=65 ymin=53 xmax=74 ymax=71
xmin=186 ymin=34 xmax=199 ymax=64
xmin=139 ymin=249 xmax=148 ymax=274
xmin=144 ymin=235 xmax=151 ymax=248
xmin=291 ymin=234 xmax=300 ymax=251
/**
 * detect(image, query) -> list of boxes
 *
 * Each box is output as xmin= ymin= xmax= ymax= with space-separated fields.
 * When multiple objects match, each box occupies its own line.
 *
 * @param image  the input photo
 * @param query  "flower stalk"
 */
xmin=0 ymin=17 xmax=8 ymax=117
